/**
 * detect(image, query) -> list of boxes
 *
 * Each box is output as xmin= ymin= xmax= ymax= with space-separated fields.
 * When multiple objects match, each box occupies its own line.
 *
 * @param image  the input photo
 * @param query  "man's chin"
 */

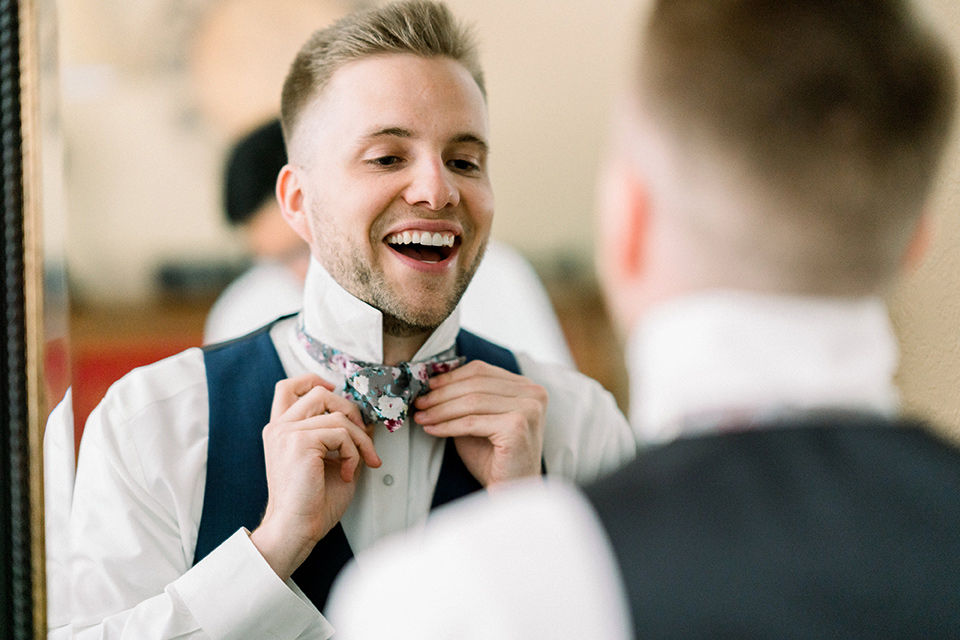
xmin=378 ymin=298 xmax=459 ymax=338
xmin=381 ymin=313 xmax=442 ymax=338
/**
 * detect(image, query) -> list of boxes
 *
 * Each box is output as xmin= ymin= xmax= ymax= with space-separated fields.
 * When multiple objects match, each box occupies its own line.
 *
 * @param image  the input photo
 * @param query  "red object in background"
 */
xmin=70 ymin=337 xmax=200 ymax=455
xmin=44 ymin=338 xmax=71 ymax=415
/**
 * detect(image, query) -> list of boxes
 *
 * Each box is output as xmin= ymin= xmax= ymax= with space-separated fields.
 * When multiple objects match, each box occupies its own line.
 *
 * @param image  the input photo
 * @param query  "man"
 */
xmin=204 ymin=118 xmax=576 ymax=368
xmin=52 ymin=2 xmax=634 ymax=638
xmin=327 ymin=0 xmax=960 ymax=637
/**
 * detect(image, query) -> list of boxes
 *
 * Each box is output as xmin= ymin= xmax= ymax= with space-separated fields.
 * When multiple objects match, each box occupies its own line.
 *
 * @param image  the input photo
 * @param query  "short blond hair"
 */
xmin=280 ymin=0 xmax=484 ymax=144
xmin=636 ymin=0 xmax=956 ymax=293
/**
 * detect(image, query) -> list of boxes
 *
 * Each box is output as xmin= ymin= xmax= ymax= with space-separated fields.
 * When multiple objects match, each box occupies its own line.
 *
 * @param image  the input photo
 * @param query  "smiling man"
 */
xmin=51 ymin=2 xmax=635 ymax=639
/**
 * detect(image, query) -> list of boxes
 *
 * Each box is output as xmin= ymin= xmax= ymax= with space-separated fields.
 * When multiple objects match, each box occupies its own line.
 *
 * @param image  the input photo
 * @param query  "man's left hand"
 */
xmin=412 ymin=361 xmax=546 ymax=486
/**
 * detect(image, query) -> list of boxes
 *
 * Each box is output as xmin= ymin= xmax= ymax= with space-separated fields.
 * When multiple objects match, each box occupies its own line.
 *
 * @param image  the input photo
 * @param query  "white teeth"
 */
xmin=387 ymin=230 xmax=457 ymax=248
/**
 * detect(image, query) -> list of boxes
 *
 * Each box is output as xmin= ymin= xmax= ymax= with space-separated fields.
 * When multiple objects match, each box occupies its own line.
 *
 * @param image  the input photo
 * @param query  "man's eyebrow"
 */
xmin=450 ymin=133 xmax=489 ymax=153
xmin=360 ymin=128 xmax=488 ymax=153
xmin=364 ymin=126 xmax=415 ymax=140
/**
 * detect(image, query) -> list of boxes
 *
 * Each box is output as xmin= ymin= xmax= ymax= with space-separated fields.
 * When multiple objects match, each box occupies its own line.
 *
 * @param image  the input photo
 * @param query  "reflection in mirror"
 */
xmin=48 ymin=2 xmax=634 ymax=635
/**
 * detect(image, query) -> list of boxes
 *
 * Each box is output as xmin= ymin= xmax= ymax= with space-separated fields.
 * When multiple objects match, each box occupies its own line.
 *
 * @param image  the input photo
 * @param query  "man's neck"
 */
xmin=382 ymin=332 xmax=432 ymax=366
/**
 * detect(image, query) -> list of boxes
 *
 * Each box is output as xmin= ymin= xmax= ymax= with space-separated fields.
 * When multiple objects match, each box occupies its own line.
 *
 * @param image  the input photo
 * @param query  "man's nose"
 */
xmin=403 ymin=159 xmax=459 ymax=210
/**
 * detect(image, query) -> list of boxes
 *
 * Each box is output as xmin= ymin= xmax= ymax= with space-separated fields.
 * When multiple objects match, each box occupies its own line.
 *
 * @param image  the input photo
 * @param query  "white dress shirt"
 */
xmin=326 ymin=291 xmax=902 ymax=640
xmin=49 ymin=259 xmax=633 ymax=639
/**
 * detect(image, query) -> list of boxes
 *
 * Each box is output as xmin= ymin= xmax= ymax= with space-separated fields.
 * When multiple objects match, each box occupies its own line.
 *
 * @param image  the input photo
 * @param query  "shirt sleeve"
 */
xmin=45 ymin=390 xmax=76 ymax=631
xmin=53 ymin=350 xmax=332 ymax=640
xmin=326 ymin=479 xmax=633 ymax=640
xmin=517 ymin=354 xmax=637 ymax=483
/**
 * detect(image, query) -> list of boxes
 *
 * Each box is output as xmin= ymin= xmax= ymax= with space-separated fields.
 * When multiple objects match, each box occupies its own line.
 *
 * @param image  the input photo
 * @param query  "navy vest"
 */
xmin=193 ymin=320 xmax=520 ymax=612
xmin=584 ymin=415 xmax=960 ymax=639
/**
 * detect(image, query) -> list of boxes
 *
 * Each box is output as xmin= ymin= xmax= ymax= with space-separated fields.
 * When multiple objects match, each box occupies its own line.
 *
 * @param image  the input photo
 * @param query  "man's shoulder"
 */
xmin=514 ymin=350 xmax=634 ymax=481
xmin=96 ymin=347 xmax=209 ymax=424
xmin=328 ymin=479 xmax=630 ymax=640
xmin=590 ymin=417 xmax=960 ymax=502
xmin=515 ymin=351 xmax=616 ymax=404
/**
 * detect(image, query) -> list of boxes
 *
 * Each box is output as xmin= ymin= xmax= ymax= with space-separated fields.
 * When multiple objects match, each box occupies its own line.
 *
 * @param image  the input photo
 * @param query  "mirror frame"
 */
xmin=2 ymin=0 xmax=47 ymax=636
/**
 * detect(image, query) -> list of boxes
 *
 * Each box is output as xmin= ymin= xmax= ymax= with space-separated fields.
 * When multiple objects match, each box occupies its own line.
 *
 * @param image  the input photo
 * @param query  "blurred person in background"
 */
xmin=205 ymin=118 xmax=310 ymax=343
xmin=206 ymin=118 xmax=577 ymax=370
xmin=328 ymin=0 xmax=960 ymax=637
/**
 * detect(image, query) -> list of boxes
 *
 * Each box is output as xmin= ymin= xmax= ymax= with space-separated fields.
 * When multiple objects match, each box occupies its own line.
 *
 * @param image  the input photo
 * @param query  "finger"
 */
xmin=281 ymin=412 xmax=382 ymax=469
xmin=271 ymin=374 xmax=335 ymax=420
xmin=418 ymin=413 xmax=511 ymax=439
xmin=414 ymin=391 xmax=533 ymax=426
xmin=415 ymin=373 xmax=530 ymax=410
xmin=310 ymin=425 xmax=364 ymax=482
xmin=281 ymin=385 xmax=365 ymax=429
xmin=427 ymin=360 xmax=518 ymax=389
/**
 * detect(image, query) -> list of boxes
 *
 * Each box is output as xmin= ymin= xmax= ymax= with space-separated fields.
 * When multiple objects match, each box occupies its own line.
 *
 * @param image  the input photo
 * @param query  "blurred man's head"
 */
xmin=598 ymin=0 xmax=956 ymax=331
xmin=225 ymin=119 xmax=308 ymax=270
xmin=276 ymin=1 xmax=492 ymax=338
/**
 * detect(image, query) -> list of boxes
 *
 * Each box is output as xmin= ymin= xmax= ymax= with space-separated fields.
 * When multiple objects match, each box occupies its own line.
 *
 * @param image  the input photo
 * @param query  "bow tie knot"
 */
xmin=344 ymin=360 xmax=462 ymax=432
xmin=298 ymin=321 xmax=464 ymax=432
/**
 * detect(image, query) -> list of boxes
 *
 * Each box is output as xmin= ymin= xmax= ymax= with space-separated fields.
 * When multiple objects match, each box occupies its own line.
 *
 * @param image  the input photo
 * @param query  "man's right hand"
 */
xmin=250 ymin=373 xmax=381 ymax=581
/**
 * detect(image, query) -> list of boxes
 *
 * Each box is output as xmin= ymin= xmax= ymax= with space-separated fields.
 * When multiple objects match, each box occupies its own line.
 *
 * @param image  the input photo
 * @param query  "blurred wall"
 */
xmin=891 ymin=0 xmax=960 ymax=439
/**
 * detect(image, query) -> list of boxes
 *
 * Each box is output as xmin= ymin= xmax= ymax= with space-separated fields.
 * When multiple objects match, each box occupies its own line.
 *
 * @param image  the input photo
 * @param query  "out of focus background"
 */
xmin=38 ymin=0 xmax=960 ymax=445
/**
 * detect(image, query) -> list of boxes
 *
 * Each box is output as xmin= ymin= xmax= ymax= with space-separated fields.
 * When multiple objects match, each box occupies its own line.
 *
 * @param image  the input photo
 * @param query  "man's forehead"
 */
xmin=289 ymin=54 xmax=489 ymax=160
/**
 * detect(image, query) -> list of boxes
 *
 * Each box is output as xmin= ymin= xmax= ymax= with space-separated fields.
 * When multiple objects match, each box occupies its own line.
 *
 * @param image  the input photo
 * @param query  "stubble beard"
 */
xmin=321 ymin=236 xmax=487 ymax=339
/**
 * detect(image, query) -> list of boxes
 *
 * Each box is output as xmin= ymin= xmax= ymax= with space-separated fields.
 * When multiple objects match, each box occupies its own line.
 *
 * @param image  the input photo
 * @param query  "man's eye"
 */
xmin=371 ymin=156 xmax=402 ymax=167
xmin=449 ymin=158 xmax=480 ymax=172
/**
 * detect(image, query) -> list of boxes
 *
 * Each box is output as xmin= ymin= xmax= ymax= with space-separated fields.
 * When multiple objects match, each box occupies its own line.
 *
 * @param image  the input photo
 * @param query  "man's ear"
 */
xmin=597 ymin=161 xmax=650 ymax=284
xmin=619 ymin=172 xmax=650 ymax=281
xmin=902 ymin=212 xmax=933 ymax=272
xmin=595 ymin=158 xmax=653 ymax=335
xmin=276 ymin=164 xmax=313 ymax=245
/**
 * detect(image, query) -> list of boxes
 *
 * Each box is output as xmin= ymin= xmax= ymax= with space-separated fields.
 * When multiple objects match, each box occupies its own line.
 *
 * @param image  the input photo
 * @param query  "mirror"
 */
xmin=15 ymin=0 xmax=960 ymax=636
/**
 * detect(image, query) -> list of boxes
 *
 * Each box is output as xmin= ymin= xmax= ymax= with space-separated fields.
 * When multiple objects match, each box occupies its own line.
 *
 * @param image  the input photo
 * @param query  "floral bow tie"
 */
xmin=297 ymin=323 xmax=464 ymax=432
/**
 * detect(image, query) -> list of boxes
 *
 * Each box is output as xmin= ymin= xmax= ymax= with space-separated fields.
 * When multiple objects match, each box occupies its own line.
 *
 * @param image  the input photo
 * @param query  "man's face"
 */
xmin=285 ymin=54 xmax=493 ymax=336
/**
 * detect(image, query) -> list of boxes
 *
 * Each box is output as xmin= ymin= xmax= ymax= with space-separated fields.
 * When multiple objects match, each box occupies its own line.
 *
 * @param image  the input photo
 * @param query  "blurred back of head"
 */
xmin=280 ymin=0 xmax=484 ymax=156
xmin=225 ymin=118 xmax=287 ymax=227
xmin=225 ymin=118 xmax=309 ymax=264
xmin=630 ymin=0 xmax=956 ymax=296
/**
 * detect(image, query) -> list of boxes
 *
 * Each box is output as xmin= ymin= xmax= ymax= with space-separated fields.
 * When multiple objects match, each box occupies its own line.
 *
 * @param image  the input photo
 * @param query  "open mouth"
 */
xmin=385 ymin=230 xmax=459 ymax=264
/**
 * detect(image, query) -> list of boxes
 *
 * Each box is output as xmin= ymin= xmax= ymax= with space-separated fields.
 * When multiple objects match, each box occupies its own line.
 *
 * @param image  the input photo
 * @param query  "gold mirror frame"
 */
xmin=3 ymin=0 xmax=47 ymax=636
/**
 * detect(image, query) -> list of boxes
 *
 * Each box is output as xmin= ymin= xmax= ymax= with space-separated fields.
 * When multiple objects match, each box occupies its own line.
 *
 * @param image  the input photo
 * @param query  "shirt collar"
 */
xmin=628 ymin=290 xmax=900 ymax=444
xmin=301 ymin=257 xmax=461 ymax=364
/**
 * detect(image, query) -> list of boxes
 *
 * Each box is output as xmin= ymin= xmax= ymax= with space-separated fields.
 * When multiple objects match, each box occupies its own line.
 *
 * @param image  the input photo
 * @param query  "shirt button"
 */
xmin=383 ymin=474 xmax=394 ymax=487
